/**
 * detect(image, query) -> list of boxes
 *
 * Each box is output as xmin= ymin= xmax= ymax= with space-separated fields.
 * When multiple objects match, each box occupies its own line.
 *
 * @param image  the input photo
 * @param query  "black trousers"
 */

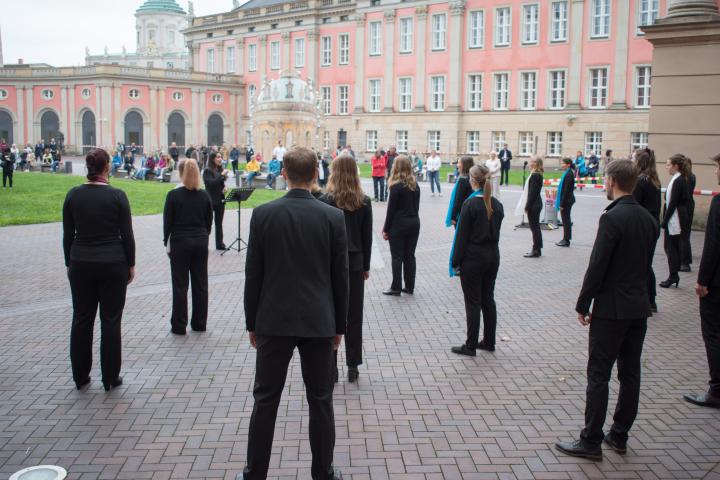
xmin=169 ymin=236 xmax=209 ymax=332
xmin=68 ymin=261 xmax=128 ymax=385
xmin=663 ymin=230 xmax=682 ymax=279
xmin=500 ymin=161 xmax=510 ymax=185
xmin=244 ymin=335 xmax=336 ymax=480
xmin=700 ymin=288 xmax=720 ymax=396
xmin=2 ymin=169 xmax=12 ymax=187
xmin=345 ymin=269 xmax=365 ymax=367
xmin=212 ymin=203 xmax=225 ymax=248
xmin=581 ymin=317 xmax=647 ymax=447
xmin=527 ymin=205 xmax=542 ymax=251
xmin=460 ymin=259 xmax=499 ymax=348
xmin=561 ymin=204 xmax=573 ymax=241
xmin=372 ymin=176 xmax=385 ymax=201
xmin=389 ymin=219 xmax=420 ymax=292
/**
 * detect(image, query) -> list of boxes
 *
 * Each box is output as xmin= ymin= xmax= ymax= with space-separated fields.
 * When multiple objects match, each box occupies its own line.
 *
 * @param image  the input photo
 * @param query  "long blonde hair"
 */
xmin=178 ymin=159 xmax=202 ymax=190
xmin=531 ymin=156 xmax=544 ymax=174
xmin=468 ymin=165 xmax=493 ymax=219
xmin=327 ymin=154 xmax=365 ymax=211
xmin=388 ymin=155 xmax=417 ymax=191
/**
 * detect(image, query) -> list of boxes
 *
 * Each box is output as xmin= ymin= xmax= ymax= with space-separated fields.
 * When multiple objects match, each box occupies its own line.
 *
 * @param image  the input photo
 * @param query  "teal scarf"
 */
xmin=555 ymin=168 xmax=571 ymax=210
xmin=445 ymin=176 xmax=465 ymax=227
xmin=448 ymin=189 xmax=483 ymax=277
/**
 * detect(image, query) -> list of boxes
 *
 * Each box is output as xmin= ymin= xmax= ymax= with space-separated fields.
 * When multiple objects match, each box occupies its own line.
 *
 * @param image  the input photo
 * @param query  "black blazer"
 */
xmin=698 ymin=195 xmax=720 ymax=288
xmin=525 ymin=172 xmax=543 ymax=212
xmin=662 ymin=174 xmax=690 ymax=233
xmin=686 ymin=173 xmax=697 ymax=208
xmin=383 ymin=183 xmax=420 ymax=233
xmin=452 ymin=196 xmax=504 ymax=268
xmin=576 ymin=195 xmax=659 ymax=319
xmin=244 ymin=189 xmax=349 ymax=337
xmin=450 ymin=176 xmax=473 ymax=223
xmin=203 ymin=168 xmax=226 ymax=206
xmin=162 ymin=187 xmax=213 ymax=245
xmin=319 ymin=194 xmax=373 ymax=272
xmin=498 ymin=148 xmax=512 ymax=162
xmin=633 ymin=175 xmax=661 ymax=223
xmin=559 ymin=169 xmax=576 ymax=209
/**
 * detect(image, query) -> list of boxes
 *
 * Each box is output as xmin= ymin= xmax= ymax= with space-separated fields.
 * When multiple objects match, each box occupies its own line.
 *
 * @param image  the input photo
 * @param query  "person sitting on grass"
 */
xmin=134 ymin=154 xmax=156 ymax=180
xmin=265 ymin=155 xmax=281 ymax=189
xmin=245 ymin=154 xmax=261 ymax=187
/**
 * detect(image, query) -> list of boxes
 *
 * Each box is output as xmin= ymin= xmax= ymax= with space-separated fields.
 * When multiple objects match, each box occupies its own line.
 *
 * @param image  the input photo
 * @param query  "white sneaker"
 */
xmin=439 ymin=192 xmax=443 ymax=197
xmin=431 ymin=193 xmax=435 ymax=197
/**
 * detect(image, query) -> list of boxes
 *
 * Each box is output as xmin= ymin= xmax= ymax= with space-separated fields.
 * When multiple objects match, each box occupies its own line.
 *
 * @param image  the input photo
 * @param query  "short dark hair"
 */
xmin=283 ymin=147 xmax=317 ymax=184
xmin=86 ymin=148 xmax=110 ymax=180
xmin=605 ymin=159 xmax=638 ymax=192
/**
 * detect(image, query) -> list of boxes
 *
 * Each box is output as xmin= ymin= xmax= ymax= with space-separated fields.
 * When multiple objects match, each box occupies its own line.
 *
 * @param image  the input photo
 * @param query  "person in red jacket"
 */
xmin=371 ymin=149 xmax=387 ymax=202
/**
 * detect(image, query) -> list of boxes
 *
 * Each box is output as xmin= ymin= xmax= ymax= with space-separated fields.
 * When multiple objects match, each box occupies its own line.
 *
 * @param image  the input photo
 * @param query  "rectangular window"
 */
xmin=549 ymin=70 xmax=566 ymax=109
xmin=521 ymin=72 xmax=537 ymax=110
xmin=551 ymin=1 xmax=568 ymax=41
xmin=295 ymin=38 xmax=305 ymax=67
xmin=168 ymin=30 xmax=176 ymax=47
xmin=467 ymin=131 xmax=480 ymax=154
xmin=468 ymin=74 xmax=483 ymax=111
xmin=248 ymin=44 xmax=257 ymax=71
xmin=638 ymin=0 xmax=659 ymax=30
xmin=270 ymin=41 xmax=280 ymax=69
xmin=321 ymin=86 xmax=331 ymax=115
xmin=369 ymin=21 xmax=382 ymax=55
xmin=493 ymin=72 xmax=509 ymax=110
xmin=399 ymin=78 xmax=413 ymax=112
xmin=323 ymin=131 xmax=330 ymax=150
xmin=469 ymin=10 xmax=485 ymax=48
xmin=321 ymin=36 xmax=332 ymax=66
xmin=492 ymin=131 xmax=506 ymax=153
xmin=428 ymin=130 xmax=441 ymax=152
xmin=432 ymin=13 xmax=447 ymax=50
xmin=635 ymin=66 xmax=651 ymax=108
xmin=589 ymin=67 xmax=608 ymax=108
xmin=396 ymin=130 xmax=409 ymax=152
xmin=227 ymin=46 xmax=236 ymax=73
xmin=339 ymin=34 xmax=350 ymax=64
xmin=519 ymin=132 xmax=534 ymax=156
xmin=631 ymin=132 xmax=649 ymax=150
xmin=585 ymin=131 xmax=603 ymax=156
xmin=522 ymin=4 xmax=539 ymax=44
xmin=400 ymin=17 xmax=413 ymax=53
xmin=591 ymin=0 xmax=611 ymax=38
xmin=338 ymin=85 xmax=349 ymax=114
xmin=207 ymin=48 xmax=215 ymax=73
xmin=548 ymin=131 xmax=563 ymax=156
xmin=430 ymin=76 xmax=446 ymax=111
xmin=369 ymin=79 xmax=381 ymax=112
xmin=366 ymin=130 xmax=378 ymax=151
xmin=495 ymin=7 xmax=512 ymax=46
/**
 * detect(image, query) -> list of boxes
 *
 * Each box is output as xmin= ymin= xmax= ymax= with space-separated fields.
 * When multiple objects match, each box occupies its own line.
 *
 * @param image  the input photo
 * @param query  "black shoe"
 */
xmin=103 ymin=376 xmax=123 ymax=392
xmin=382 ymin=289 xmax=401 ymax=296
xmin=659 ymin=277 xmax=679 ymax=288
xmin=451 ymin=345 xmax=476 ymax=356
xmin=401 ymin=288 xmax=414 ymax=294
xmin=216 ymin=244 xmax=227 ymax=251
xmin=477 ymin=340 xmax=495 ymax=352
xmin=603 ymin=432 xmax=627 ymax=454
xmin=679 ymin=264 xmax=691 ymax=272
xmin=75 ymin=377 xmax=91 ymax=390
xmin=348 ymin=366 xmax=359 ymax=383
xmin=650 ymin=302 xmax=658 ymax=313
xmin=554 ymin=440 xmax=603 ymax=461
xmin=191 ymin=326 xmax=206 ymax=332
xmin=683 ymin=392 xmax=720 ymax=408
xmin=524 ymin=250 xmax=541 ymax=258
xmin=171 ymin=328 xmax=187 ymax=335
xmin=332 ymin=365 xmax=339 ymax=383
xmin=555 ymin=240 xmax=571 ymax=247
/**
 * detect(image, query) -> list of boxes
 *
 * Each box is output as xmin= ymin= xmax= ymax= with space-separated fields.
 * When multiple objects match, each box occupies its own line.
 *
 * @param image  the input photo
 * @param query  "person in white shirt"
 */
xmin=485 ymin=152 xmax=502 ymax=198
xmin=272 ymin=142 xmax=287 ymax=163
xmin=426 ymin=150 xmax=442 ymax=197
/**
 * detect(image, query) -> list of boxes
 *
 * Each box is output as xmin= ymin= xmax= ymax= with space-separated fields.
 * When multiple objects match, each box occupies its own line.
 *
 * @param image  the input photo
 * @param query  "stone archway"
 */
xmin=207 ymin=113 xmax=224 ymax=147
xmin=81 ymin=110 xmax=96 ymax=154
xmin=41 ymin=110 xmax=60 ymax=143
xmin=167 ymin=112 xmax=185 ymax=149
xmin=124 ymin=111 xmax=144 ymax=151
xmin=0 ymin=110 xmax=13 ymax=144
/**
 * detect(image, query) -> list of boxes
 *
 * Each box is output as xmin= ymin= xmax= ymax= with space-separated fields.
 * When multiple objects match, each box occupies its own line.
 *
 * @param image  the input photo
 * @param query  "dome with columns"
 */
xmin=135 ymin=0 xmax=189 ymax=57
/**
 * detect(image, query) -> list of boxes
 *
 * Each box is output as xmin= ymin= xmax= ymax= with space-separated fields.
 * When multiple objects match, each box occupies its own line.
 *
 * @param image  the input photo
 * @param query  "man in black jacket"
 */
xmin=556 ymin=160 xmax=659 ymax=461
xmin=685 ymin=153 xmax=720 ymax=408
xmin=498 ymin=144 xmax=512 ymax=186
xmin=243 ymin=146 xmax=349 ymax=480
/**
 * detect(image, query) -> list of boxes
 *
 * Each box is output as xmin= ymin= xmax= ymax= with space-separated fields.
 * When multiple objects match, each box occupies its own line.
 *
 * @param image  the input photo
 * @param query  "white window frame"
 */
xmin=548 ymin=70 xmax=567 ymax=109
xmin=399 ymin=77 xmax=413 ymax=112
xmin=491 ymin=131 xmax=506 ymax=152
xmin=396 ymin=130 xmax=409 ymax=152
xmin=547 ymin=131 xmax=563 ymax=156
xmin=321 ymin=86 xmax=332 ymax=115
xmin=519 ymin=131 xmax=535 ymax=156
xmin=468 ymin=10 xmax=485 ymax=48
xmin=430 ymin=75 xmax=446 ymax=111
xmin=369 ymin=79 xmax=381 ymax=112
xmin=550 ymin=1 xmax=569 ymax=42
xmin=248 ymin=44 xmax=257 ymax=71
xmin=400 ymin=17 xmax=413 ymax=53
xmin=432 ymin=13 xmax=447 ymax=50
xmin=339 ymin=34 xmax=350 ymax=64
xmin=168 ymin=29 xmax=176 ymax=47
xmin=338 ymin=85 xmax=350 ymax=115
xmin=323 ymin=131 xmax=331 ymax=150
xmin=520 ymin=71 xmax=537 ymax=110
xmin=128 ymin=89 xmax=140 ymax=100
xmin=588 ymin=67 xmax=609 ymax=109
xmin=369 ymin=21 xmax=382 ymax=55
xmin=270 ymin=41 xmax=280 ymax=70
xmin=295 ymin=38 xmax=305 ymax=67
xmin=493 ymin=72 xmax=510 ymax=110
xmin=495 ymin=7 xmax=512 ymax=47
xmin=366 ymin=130 xmax=378 ymax=151
xmin=468 ymin=74 xmax=483 ymax=111
xmin=522 ymin=4 xmax=540 ymax=45
xmin=172 ymin=91 xmax=183 ymax=101
xmin=207 ymin=48 xmax=215 ymax=73
xmin=635 ymin=65 xmax=651 ymax=108
xmin=80 ymin=88 xmax=91 ymax=99
xmin=212 ymin=93 xmax=224 ymax=104
xmin=428 ymin=130 xmax=441 ymax=152
xmin=584 ymin=131 xmax=603 ymax=156
xmin=467 ymin=131 xmax=480 ymax=154
xmin=227 ymin=46 xmax=236 ymax=73
xmin=591 ymin=0 xmax=611 ymax=38
xmin=321 ymin=36 xmax=332 ymax=66
xmin=637 ymin=0 xmax=659 ymax=32
xmin=631 ymin=132 xmax=649 ymax=151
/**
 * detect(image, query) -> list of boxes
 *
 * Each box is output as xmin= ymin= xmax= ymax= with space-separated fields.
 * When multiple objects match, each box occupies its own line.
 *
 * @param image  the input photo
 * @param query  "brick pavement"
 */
xmin=0 ymin=182 xmax=718 ymax=479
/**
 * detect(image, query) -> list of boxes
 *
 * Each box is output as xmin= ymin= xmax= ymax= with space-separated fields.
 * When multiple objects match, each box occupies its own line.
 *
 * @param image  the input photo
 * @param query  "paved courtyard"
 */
xmin=0 ymin=181 xmax=718 ymax=480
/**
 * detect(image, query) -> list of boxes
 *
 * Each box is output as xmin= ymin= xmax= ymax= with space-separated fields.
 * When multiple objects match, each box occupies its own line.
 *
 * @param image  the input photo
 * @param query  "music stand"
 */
xmin=221 ymin=187 xmax=255 ymax=255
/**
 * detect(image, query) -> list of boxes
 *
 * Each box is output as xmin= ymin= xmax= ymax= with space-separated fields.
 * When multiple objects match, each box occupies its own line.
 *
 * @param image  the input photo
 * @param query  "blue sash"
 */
xmin=445 ymin=178 xmax=462 ymax=227
xmin=555 ymin=169 xmax=571 ymax=210
xmin=448 ymin=189 xmax=482 ymax=277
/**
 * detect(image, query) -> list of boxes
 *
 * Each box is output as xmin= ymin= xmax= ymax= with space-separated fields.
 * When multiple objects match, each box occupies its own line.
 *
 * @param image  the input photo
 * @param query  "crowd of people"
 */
xmin=0 ymin=137 xmax=66 ymax=188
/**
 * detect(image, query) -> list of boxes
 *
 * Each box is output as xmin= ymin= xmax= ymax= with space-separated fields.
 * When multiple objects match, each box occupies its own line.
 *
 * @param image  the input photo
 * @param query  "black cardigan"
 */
xmin=662 ymin=175 xmax=690 ymax=232
xmin=450 ymin=176 xmax=473 ymax=223
xmin=203 ymin=168 xmax=226 ymax=206
xmin=525 ymin=172 xmax=543 ymax=211
xmin=383 ymin=183 xmax=420 ymax=233
xmin=319 ymin=194 xmax=373 ymax=272
xmin=698 ymin=195 xmax=720 ymax=288
xmin=452 ymin=196 xmax=504 ymax=268
xmin=633 ymin=175 xmax=661 ymax=222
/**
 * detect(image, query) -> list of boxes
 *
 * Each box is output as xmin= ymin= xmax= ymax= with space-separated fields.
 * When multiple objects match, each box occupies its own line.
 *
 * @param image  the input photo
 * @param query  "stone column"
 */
xmin=67 ymin=86 xmax=75 ymax=147
xmin=150 ymin=86 xmax=158 ymax=150
xmin=192 ymin=88 xmax=200 ymax=144
xmin=448 ymin=1 xmax=466 ymax=111
xmin=383 ymin=10 xmax=396 ymax=111
xmin=215 ymin=41 xmax=225 ymax=74
xmin=567 ymin=0 xmax=585 ymax=109
xmin=611 ymin=0 xmax=630 ymax=108
xmin=199 ymin=88 xmax=207 ymax=144
xmin=191 ymin=43 xmax=200 ymax=71
xmin=259 ymin=35 xmax=268 ymax=79
xmin=95 ymin=86 xmax=102 ymax=145
xmin=307 ymin=29 xmax=319 ymax=84
xmin=158 ymin=87 xmax=166 ymax=148
xmin=16 ymin=87 xmax=25 ymax=145
xmin=414 ymin=6 xmax=428 ymax=112
xmin=665 ymin=0 xmax=719 ymax=18
xmin=236 ymin=38 xmax=245 ymax=74
xmin=230 ymin=92 xmax=238 ymax=144
xmin=60 ymin=86 xmax=68 ymax=142
xmin=114 ymin=84 xmax=121 ymax=143
xmin=26 ymin=86 xmax=34 ymax=143
xmin=353 ymin=15 xmax=366 ymax=112
xmin=101 ymin=84 xmax=112 ymax=148
xmin=282 ymin=31 xmax=291 ymax=72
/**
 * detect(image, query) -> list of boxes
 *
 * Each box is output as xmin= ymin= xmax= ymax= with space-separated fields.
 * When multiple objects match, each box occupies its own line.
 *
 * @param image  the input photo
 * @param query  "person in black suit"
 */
xmin=243 ymin=147 xmax=348 ymax=480
xmin=660 ymin=154 xmax=691 ymax=288
xmin=203 ymin=152 xmax=228 ymax=250
xmin=556 ymin=158 xmax=576 ymax=247
xmin=446 ymin=156 xmax=475 ymax=228
xmin=684 ymin=153 xmax=720 ymax=409
xmin=498 ymin=144 xmax=512 ymax=186
xmin=524 ymin=157 xmax=544 ymax=258
xmin=681 ymin=160 xmax=697 ymax=272
xmin=163 ymin=159 xmax=213 ymax=335
xmin=450 ymin=165 xmax=504 ymax=356
xmin=632 ymin=148 xmax=662 ymax=312
xmin=382 ymin=155 xmax=421 ymax=296
xmin=63 ymin=149 xmax=135 ymax=392
xmin=320 ymin=154 xmax=372 ymax=383
xmin=556 ymin=160 xmax=659 ymax=461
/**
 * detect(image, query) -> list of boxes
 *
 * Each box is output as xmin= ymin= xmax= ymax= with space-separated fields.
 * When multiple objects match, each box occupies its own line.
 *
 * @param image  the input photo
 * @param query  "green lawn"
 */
xmin=0 ymin=172 xmax=284 ymax=227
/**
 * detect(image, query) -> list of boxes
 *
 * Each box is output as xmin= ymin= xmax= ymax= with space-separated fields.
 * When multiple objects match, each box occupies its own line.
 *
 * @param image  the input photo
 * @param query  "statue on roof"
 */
xmin=188 ymin=1 xmax=195 ymax=17
xmin=85 ymin=46 xmax=90 ymax=57
xmin=122 ymin=45 xmax=127 ymax=55
xmin=104 ymin=45 xmax=109 ymax=56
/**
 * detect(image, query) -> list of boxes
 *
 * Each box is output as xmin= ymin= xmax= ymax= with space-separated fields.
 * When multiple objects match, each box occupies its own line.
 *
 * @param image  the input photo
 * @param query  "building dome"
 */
xmin=252 ymin=71 xmax=322 ymax=116
xmin=136 ymin=0 xmax=186 ymax=15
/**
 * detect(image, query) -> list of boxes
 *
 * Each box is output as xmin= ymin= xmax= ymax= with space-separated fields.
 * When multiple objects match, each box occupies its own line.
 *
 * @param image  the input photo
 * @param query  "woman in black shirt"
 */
xmin=382 ymin=155 xmax=421 ymax=296
xmin=203 ymin=152 xmax=228 ymax=250
xmin=450 ymin=165 xmax=504 ymax=355
xmin=524 ymin=157 xmax=544 ymax=258
xmin=446 ymin=156 xmax=475 ymax=228
xmin=164 ymin=159 xmax=213 ymax=334
xmin=660 ymin=154 xmax=691 ymax=288
xmin=682 ymin=159 xmax=697 ymax=271
xmin=63 ymin=149 xmax=135 ymax=392
xmin=320 ymin=154 xmax=373 ymax=383
xmin=633 ymin=148 xmax=661 ymax=310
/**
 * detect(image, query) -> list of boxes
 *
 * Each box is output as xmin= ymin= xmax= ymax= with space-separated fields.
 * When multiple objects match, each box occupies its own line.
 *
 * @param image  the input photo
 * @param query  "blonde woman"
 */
xmin=163 ymin=159 xmax=213 ymax=335
xmin=382 ymin=155 xmax=421 ymax=295
xmin=484 ymin=151 xmax=501 ymax=198
xmin=524 ymin=157 xmax=544 ymax=258
xmin=320 ymin=154 xmax=373 ymax=383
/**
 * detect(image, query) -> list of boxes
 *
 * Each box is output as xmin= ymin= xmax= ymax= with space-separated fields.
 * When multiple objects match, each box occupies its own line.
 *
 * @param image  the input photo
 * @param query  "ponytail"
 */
xmin=469 ymin=165 xmax=493 ymax=220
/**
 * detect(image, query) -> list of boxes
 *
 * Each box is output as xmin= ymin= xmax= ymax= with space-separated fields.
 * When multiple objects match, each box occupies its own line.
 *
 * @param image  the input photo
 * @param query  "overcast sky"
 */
xmin=1 ymin=0 xmax=239 ymax=67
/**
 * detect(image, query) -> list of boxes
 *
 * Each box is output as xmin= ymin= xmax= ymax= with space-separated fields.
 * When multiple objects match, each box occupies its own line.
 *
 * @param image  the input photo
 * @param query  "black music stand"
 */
xmin=221 ymin=187 xmax=255 ymax=255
